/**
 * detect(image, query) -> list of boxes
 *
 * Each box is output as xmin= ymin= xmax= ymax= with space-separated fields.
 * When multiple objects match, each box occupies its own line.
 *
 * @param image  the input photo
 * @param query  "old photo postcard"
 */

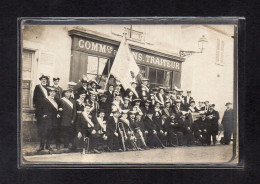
xmin=19 ymin=18 xmax=238 ymax=167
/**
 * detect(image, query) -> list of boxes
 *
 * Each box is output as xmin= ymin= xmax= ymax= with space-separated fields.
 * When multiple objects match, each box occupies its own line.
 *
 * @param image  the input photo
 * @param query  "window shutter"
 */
xmin=22 ymin=50 xmax=33 ymax=80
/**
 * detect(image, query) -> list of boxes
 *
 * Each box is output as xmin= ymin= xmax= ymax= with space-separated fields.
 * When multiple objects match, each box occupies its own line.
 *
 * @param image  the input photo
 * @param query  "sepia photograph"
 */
xmin=19 ymin=19 xmax=238 ymax=167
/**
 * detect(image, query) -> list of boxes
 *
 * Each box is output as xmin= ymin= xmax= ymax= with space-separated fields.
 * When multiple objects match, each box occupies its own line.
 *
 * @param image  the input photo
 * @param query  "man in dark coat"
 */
xmin=58 ymin=89 xmax=76 ymax=148
xmin=141 ymin=100 xmax=152 ymax=118
xmin=33 ymin=75 xmax=49 ymax=120
xmin=164 ymin=113 xmax=181 ymax=146
xmin=52 ymin=77 xmax=63 ymax=99
xmin=133 ymin=112 xmax=148 ymax=149
xmin=178 ymin=112 xmax=193 ymax=146
xmin=106 ymin=110 xmax=122 ymax=152
xmin=193 ymin=113 xmax=209 ymax=145
xmin=98 ymin=94 xmax=110 ymax=120
xmin=143 ymin=110 xmax=165 ymax=149
xmin=36 ymin=87 xmax=60 ymax=151
xmin=76 ymin=104 xmax=100 ymax=154
xmin=173 ymin=99 xmax=185 ymax=120
xmin=221 ymin=102 xmax=234 ymax=145
xmin=162 ymin=101 xmax=174 ymax=118
xmin=206 ymin=104 xmax=220 ymax=145
xmin=155 ymin=113 xmax=168 ymax=143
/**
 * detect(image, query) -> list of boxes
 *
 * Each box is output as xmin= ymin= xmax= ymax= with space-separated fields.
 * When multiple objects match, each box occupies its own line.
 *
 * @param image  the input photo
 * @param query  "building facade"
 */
xmin=21 ymin=24 xmax=234 ymax=141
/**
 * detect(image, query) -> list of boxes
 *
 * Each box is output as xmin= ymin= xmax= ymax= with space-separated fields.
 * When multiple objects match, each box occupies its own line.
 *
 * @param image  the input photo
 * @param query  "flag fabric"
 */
xmin=109 ymin=39 xmax=140 ymax=97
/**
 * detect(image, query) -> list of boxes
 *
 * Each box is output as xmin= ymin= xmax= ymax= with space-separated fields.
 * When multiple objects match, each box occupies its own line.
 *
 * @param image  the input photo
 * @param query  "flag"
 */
xmin=109 ymin=38 xmax=140 ymax=97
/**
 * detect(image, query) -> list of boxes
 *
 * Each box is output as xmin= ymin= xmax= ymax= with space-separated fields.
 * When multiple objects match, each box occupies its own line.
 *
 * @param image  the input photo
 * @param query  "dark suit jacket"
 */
xmin=104 ymin=91 xmax=114 ymax=104
xmin=33 ymin=85 xmax=49 ymax=118
xmin=59 ymin=98 xmax=76 ymax=126
xmin=156 ymin=93 xmax=167 ymax=105
xmin=162 ymin=107 xmax=174 ymax=117
xmin=173 ymin=106 xmax=185 ymax=119
xmin=183 ymin=96 xmax=194 ymax=110
xmin=106 ymin=116 xmax=119 ymax=137
xmin=144 ymin=116 xmax=157 ymax=134
xmin=221 ymin=109 xmax=234 ymax=131
xmin=37 ymin=97 xmax=59 ymax=127
xmin=156 ymin=119 xmax=167 ymax=132
xmin=206 ymin=109 xmax=220 ymax=133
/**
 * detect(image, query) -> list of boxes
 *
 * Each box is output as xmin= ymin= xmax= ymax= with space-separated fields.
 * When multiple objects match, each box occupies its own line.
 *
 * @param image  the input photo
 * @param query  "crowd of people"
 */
xmin=33 ymin=75 xmax=235 ymax=154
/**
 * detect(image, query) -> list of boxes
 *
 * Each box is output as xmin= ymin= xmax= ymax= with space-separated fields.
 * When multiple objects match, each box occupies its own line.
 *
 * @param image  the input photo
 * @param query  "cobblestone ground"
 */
xmin=22 ymin=143 xmax=235 ymax=165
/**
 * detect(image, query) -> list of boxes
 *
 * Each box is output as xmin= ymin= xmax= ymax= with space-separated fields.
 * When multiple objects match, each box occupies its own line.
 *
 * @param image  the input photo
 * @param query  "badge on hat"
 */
xmin=53 ymin=77 xmax=60 ymax=81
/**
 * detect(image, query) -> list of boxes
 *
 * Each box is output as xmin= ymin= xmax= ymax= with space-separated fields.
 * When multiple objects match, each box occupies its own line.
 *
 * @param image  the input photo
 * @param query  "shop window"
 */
xmin=70 ymin=52 xmax=110 ymax=89
xmin=148 ymin=67 xmax=173 ymax=90
xmin=22 ymin=49 xmax=34 ymax=108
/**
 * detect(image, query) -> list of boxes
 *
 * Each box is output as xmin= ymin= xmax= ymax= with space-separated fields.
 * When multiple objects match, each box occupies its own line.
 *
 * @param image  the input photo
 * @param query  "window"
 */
xmin=22 ymin=49 xmax=34 ymax=107
xmin=216 ymin=38 xmax=224 ymax=65
xmin=139 ymin=65 xmax=173 ymax=90
xmin=124 ymin=26 xmax=145 ymax=43
xmin=70 ymin=51 xmax=110 ymax=89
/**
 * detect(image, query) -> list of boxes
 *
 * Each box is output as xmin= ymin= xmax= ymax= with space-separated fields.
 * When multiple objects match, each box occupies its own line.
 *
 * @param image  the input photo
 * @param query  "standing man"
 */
xmin=202 ymin=101 xmax=210 ymax=113
xmin=52 ymin=77 xmax=63 ymax=99
xmin=58 ymin=89 xmax=76 ymax=149
xmin=184 ymin=90 xmax=194 ymax=110
xmin=33 ymin=75 xmax=49 ymax=117
xmin=206 ymin=104 xmax=220 ymax=145
xmin=36 ymin=87 xmax=60 ymax=151
xmin=156 ymin=87 xmax=167 ymax=107
xmin=221 ymin=102 xmax=234 ymax=145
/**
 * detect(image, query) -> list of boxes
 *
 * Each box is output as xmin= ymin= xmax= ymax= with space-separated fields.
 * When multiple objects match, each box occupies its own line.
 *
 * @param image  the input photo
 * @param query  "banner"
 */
xmin=109 ymin=38 xmax=140 ymax=97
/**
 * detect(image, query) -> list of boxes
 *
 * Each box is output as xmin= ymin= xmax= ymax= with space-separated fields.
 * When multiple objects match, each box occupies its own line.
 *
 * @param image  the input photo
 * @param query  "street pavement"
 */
xmin=22 ymin=144 xmax=235 ymax=165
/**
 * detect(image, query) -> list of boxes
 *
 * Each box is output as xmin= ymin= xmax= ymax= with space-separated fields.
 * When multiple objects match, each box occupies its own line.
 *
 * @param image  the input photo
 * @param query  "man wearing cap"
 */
xmin=184 ymin=90 xmax=194 ymax=110
xmin=132 ymin=99 xmax=144 ymax=116
xmin=104 ymin=84 xmax=114 ymax=110
xmin=106 ymin=110 xmax=122 ymax=152
xmin=122 ymin=97 xmax=132 ymax=110
xmin=143 ymin=110 xmax=165 ymax=149
xmin=141 ymin=100 xmax=152 ymax=117
xmin=58 ymin=89 xmax=76 ymax=149
xmin=221 ymin=102 xmax=234 ymax=145
xmin=67 ymin=81 xmax=77 ymax=99
xmin=136 ymin=78 xmax=150 ymax=100
xmin=206 ymin=104 xmax=220 ymax=145
xmin=75 ymin=78 xmax=89 ymax=100
xmin=52 ymin=77 xmax=63 ymax=99
xmin=36 ymin=87 xmax=60 ymax=151
xmin=155 ymin=113 xmax=168 ymax=143
xmin=165 ymin=113 xmax=182 ymax=146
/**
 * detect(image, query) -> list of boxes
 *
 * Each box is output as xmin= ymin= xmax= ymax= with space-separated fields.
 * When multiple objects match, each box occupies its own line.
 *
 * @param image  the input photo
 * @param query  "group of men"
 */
xmin=33 ymin=75 xmax=234 ymax=154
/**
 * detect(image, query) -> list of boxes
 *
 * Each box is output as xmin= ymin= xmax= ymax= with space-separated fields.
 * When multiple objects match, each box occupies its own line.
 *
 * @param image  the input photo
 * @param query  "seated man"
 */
xmin=178 ymin=112 xmax=194 ymax=146
xmin=155 ymin=113 xmax=168 ymax=143
xmin=76 ymin=105 xmax=100 ymax=154
xmin=93 ymin=111 xmax=108 ymax=151
xmin=119 ymin=110 xmax=139 ymax=151
xmin=193 ymin=113 xmax=209 ymax=145
xmin=143 ymin=110 xmax=165 ymax=149
xmin=133 ymin=112 xmax=148 ymax=149
xmin=164 ymin=113 xmax=180 ymax=146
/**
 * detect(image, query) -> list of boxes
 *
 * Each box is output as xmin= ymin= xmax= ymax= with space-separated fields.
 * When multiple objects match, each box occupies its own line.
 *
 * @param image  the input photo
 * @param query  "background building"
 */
xmin=21 ymin=24 xmax=234 ymax=141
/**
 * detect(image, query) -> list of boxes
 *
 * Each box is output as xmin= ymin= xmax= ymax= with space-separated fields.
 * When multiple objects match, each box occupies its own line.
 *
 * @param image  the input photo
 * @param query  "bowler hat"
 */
xmin=53 ymin=77 xmax=60 ymax=81
xmin=39 ymin=75 xmax=49 ymax=81
xmin=225 ymin=102 xmax=232 ymax=106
